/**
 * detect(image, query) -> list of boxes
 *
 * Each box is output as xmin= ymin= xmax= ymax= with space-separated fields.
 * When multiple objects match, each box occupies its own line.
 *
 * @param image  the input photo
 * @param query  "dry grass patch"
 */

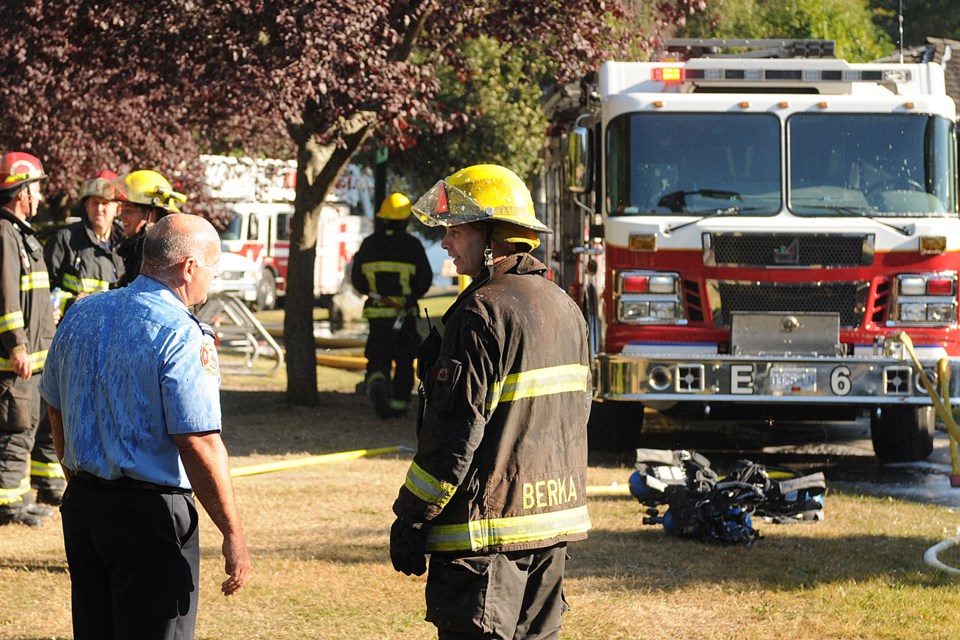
xmin=4 ymin=373 xmax=960 ymax=638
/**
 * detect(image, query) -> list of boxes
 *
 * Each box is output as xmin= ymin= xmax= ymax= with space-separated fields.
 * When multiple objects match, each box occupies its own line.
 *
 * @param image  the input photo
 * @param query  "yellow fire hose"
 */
xmin=894 ymin=332 xmax=960 ymax=485
xmin=230 ymin=446 xmax=409 ymax=478
xmin=230 ymin=444 xmax=631 ymax=499
xmin=894 ymin=332 xmax=960 ymax=576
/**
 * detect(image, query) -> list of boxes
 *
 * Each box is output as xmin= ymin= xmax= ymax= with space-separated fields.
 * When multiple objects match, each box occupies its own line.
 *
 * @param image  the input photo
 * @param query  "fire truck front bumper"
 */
xmin=595 ymin=352 xmax=960 ymax=405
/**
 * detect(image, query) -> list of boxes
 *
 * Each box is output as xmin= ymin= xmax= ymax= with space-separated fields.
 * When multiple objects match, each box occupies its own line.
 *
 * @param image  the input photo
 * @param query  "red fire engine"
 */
xmin=542 ymin=39 xmax=960 ymax=461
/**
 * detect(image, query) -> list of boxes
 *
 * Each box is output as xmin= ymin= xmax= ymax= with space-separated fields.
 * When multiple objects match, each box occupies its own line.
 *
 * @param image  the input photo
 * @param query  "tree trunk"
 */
xmin=284 ymin=114 xmax=373 ymax=405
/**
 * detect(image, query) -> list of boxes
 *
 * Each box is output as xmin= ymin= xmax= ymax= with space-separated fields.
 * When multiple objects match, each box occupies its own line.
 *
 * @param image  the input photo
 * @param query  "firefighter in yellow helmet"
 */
xmin=0 ymin=152 xmax=57 ymax=526
xmin=114 ymin=170 xmax=187 ymax=287
xmin=390 ymin=165 xmax=592 ymax=638
xmin=351 ymin=192 xmax=432 ymax=419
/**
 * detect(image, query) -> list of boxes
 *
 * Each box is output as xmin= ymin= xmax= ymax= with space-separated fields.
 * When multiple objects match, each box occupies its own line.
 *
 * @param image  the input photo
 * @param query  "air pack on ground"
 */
xmin=628 ymin=448 xmax=826 ymax=546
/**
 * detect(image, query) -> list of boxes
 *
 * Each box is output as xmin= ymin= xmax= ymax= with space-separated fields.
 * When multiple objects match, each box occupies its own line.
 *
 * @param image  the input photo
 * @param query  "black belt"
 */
xmin=71 ymin=470 xmax=192 ymax=494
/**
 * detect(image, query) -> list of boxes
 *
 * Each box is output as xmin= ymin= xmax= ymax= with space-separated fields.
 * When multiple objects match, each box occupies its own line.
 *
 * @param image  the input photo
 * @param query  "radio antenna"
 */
xmin=898 ymin=0 xmax=904 ymax=63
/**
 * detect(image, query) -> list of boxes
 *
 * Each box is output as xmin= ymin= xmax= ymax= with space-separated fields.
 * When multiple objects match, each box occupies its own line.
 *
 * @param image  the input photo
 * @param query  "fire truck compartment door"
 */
xmin=731 ymin=312 xmax=841 ymax=357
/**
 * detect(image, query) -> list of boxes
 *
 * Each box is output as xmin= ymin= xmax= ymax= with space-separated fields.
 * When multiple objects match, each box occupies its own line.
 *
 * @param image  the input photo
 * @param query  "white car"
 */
xmin=208 ymin=251 xmax=259 ymax=306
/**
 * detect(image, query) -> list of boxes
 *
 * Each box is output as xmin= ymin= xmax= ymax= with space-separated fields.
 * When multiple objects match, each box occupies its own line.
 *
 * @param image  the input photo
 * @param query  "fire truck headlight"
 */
xmin=648 ymin=275 xmax=677 ymax=294
xmin=899 ymin=276 xmax=927 ymax=296
xmin=650 ymin=301 xmax=678 ymax=320
xmin=620 ymin=300 xmax=650 ymax=321
xmin=926 ymin=303 xmax=956 ymax=323
xmin=899 ymin=303 xmax=927 ymax=322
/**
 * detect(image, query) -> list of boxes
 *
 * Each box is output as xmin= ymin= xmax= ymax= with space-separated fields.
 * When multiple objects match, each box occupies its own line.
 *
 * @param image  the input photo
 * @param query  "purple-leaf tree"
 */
xmin=0 ymin=0 xmax=705 ymax=404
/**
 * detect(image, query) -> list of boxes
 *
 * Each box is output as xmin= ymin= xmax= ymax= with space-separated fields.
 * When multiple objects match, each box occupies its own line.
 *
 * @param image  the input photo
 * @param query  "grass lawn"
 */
xmin=3 ymin=311 xmax=960 ymax=638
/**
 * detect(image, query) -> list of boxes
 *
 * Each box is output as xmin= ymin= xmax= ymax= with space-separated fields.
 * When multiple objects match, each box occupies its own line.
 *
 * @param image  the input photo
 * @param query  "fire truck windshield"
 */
xmin=606 ymin=112 xmax=957 ymax=220
xmin=607 ymin=113 xmax=781 ymax=216
xmin=789 ymin=113 xmax=956 ymax=217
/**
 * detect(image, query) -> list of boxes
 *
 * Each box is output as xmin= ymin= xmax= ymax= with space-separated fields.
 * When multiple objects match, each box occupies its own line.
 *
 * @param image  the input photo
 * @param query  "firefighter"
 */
xmin=390 ymin=165 xmax=592 ymax=639
xmin=33 ymin=170 xmax=127 ymax=506
xmin=45 ymin=169 xmax=125 ymax=305
xmin=114 ymin=169 xmax=186 ymax=288
xmin=351 ymin=192 xmax=433 ymax=419
xmin=0 ymin=152 xmax=57 ymax=526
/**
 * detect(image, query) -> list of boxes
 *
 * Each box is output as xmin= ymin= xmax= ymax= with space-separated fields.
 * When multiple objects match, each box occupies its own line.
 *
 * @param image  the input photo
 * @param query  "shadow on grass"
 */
xmin=220 ymin=389 xmax=418 ymax=458
xmin=0 ymin=560 xmax=68 ymax=573
xmin=569 ymin=527 xmax=955 ymax=589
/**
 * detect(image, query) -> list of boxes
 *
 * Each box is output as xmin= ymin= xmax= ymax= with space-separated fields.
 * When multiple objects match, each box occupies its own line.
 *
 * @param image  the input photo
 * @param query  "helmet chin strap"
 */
xmin=483 ymin=223 xmax=495 ymax=280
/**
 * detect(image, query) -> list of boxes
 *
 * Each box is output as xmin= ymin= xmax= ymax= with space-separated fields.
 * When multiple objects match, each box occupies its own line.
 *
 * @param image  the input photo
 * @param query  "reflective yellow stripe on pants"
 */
xmin=0 ymin=477 xmax=31 ymax=506
xmin=426 ymin=504 xmax=591 ymax=552
xmin=31 ymin=460 xmax=65 ymax=479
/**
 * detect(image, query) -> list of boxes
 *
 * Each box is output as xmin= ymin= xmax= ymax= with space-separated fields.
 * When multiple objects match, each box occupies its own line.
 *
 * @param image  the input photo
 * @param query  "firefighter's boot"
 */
xmin=0 ymin=502 xmax=48 ymax=527
xmin=366 ymin=372 xmax=391 ymax=420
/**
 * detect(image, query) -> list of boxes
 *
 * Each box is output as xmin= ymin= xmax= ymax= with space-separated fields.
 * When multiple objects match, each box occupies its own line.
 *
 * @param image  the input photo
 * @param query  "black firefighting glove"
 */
xmin=390 ymin=517 xmax=427 ymax=576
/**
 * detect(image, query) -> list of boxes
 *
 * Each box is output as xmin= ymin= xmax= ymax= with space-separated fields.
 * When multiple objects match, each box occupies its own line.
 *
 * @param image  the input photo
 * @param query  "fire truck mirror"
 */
xmin=566 ymin=126 xmax=592 ymax=194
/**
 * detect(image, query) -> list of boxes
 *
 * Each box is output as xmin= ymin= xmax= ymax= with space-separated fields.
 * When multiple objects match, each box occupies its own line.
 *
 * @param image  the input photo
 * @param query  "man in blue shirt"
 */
xmin=41 ymin=213 xmax=251 ymax=640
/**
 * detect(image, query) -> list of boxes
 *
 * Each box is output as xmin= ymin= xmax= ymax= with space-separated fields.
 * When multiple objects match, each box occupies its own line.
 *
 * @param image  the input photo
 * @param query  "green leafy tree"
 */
xmin=1 ymin=0 xmax=707 ymax=404
xmin=679 ymin=0 xmax=895 ymax=61
xmin=869 ymin=0 xmax=960 ymax=47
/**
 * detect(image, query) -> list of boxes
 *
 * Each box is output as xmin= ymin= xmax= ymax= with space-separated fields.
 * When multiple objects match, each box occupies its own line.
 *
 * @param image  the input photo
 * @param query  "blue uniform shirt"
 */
xmin=40 ymin=275 xmax=222 ymax=489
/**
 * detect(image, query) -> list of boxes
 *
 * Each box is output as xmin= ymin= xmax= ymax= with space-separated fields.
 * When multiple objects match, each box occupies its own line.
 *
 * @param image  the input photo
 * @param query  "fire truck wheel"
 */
xmin=256 ymin=270 xmax=278 ymax=311
xmin=588 ymin=400 xmax=644 ymax=451
xmin=870 ymin=405 xmax=935 ymax=462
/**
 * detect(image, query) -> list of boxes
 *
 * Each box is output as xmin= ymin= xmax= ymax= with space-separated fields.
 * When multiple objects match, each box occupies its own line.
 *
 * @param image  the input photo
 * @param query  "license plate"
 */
xmin=769 ymin=367 xmax=817 ymax=393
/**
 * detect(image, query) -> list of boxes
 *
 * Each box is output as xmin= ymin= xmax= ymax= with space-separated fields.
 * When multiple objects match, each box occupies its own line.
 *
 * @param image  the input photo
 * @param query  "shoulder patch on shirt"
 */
xmin=200 ymin=340 xmax=220 ymax=376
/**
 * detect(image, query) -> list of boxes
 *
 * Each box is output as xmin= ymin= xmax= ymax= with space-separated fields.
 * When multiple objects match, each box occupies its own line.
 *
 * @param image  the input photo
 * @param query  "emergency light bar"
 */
xmin=651 ymin=66 xmax=911 ymax=84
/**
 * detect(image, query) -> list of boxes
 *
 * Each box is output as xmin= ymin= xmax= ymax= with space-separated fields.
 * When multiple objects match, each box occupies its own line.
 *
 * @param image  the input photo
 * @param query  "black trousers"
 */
xmin=365 ymin=316 xmax=420 ymax=401
xmin=61 ymin=477 xmax=200 ymax=640
xmin=425 ymin=544 xmax=570 ymax=640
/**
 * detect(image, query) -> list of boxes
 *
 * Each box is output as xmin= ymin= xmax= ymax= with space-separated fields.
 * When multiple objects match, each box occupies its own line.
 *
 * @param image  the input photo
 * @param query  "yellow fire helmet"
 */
xmin=116 ymin=169 xmax=187 ymax=213
xmin=412 ymin=164 xmax=550 ymax=244
xmin=376 ymin=192 xmax=412 ymax=220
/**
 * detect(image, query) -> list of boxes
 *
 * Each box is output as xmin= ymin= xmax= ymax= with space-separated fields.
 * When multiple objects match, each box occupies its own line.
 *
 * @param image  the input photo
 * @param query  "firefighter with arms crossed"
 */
xmin=351 ymin=192 xmax=433 ymax=419
xmin=0 ymin=152 xmax=57 ymax=526
xmin=390 ymin=165 xmax=592 ymax=639
xmin=45 ymin=169 xmax=125 ymax=304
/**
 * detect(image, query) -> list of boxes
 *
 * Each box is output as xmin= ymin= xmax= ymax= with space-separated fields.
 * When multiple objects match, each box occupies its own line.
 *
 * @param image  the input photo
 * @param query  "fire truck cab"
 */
xmin=543 ymin=39 xmax=960 ymax=461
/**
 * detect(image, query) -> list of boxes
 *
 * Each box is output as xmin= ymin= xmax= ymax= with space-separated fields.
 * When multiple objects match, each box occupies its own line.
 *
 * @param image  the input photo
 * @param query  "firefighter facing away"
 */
xmin=0 ymin=152 xmax=57 ymax=526
xmin=351 ymin=192 xmax=432 ymax=419
xmin=390 ymin=165 xmax=592 ymax=639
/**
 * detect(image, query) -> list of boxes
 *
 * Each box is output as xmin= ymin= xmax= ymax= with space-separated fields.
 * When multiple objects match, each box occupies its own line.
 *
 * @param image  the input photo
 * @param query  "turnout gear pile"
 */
xmin=629 ymin=449 xmax=826 ymax=546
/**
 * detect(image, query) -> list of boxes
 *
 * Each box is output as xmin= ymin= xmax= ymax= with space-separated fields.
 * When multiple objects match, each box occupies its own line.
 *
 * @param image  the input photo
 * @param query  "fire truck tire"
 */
xmin=256 ymin=270 xmax=278 ymax=311
xmin=588 ymin=400 xmax=644 ymax=451
xmin=870 ymin=405 xmax=935 ymax=462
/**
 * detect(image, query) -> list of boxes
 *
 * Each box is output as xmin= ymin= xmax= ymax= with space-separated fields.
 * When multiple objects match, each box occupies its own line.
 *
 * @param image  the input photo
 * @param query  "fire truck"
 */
xmin=542 ymin=39 xmax=960 ymax=461
xmin=203 ymin=155 xmax=371 ymax=310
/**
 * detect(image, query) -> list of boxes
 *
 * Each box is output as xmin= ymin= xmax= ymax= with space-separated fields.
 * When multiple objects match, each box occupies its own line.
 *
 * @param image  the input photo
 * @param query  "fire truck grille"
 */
xmin=706 ymin=233 xmax=871 ymax=267
xmin=713 ymin=281 xmax=864 ymax=329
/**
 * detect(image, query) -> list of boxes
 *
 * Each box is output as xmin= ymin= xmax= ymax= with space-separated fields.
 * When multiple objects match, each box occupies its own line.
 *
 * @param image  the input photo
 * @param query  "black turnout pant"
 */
xmin=61 ymin=476 xmax=200 ymax=640
xmin=426 ymin=543 xmax=570 ymax=640
xmin=365 ymin=316 xmax=420 ymax=401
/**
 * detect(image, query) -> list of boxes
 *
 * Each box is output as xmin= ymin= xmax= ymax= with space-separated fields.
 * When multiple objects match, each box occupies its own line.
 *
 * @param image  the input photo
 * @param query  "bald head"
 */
xmin=141 ymin=215 xmax=221 ymax=303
